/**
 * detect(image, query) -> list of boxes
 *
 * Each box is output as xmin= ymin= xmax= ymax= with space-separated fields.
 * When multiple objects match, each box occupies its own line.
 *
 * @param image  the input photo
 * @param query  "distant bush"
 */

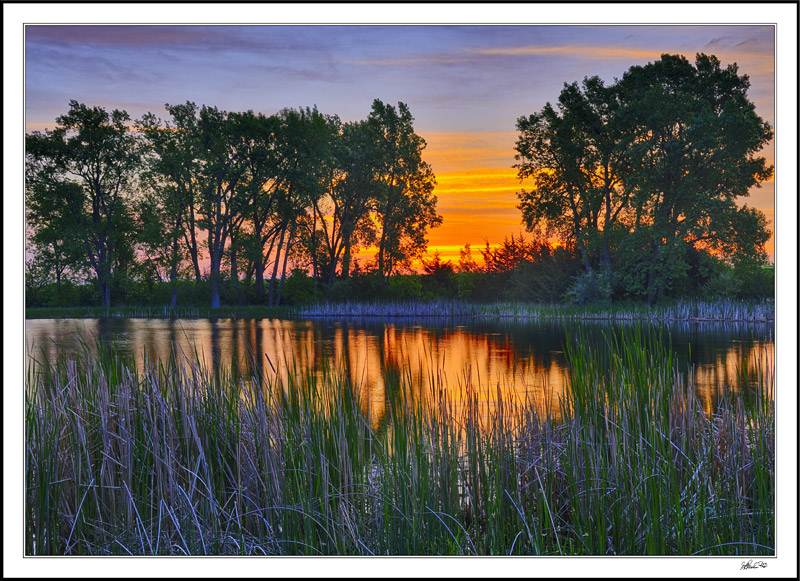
xmin=564 ymin=268 xmax=615 ymax=305
xmin=700 ymin=268 xmax=742 ymax=299
xmin=387 ymin=274 xmax=425 ymax=301
xmin=733 ymin=263 xmax=774 ymax=299
xmin=281 ymin=269 xmax=324 ymax=306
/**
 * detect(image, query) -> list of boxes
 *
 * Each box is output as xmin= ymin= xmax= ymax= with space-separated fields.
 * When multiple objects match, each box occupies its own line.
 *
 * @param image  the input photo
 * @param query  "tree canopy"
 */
xmin=26 ymin=100 xmax=142 ymax=308
xmin=514 ymin=53 xmax=773 ymax=302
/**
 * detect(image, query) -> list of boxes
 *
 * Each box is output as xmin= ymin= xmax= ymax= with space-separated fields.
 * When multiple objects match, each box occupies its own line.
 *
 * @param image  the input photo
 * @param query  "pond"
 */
xmin=26 ymin=316 xmax=773 ymax=426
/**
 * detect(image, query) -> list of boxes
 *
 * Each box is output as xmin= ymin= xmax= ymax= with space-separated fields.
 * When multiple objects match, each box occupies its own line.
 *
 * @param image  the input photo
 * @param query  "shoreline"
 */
xmin=25 ymin=298 xmax=775 ymax=324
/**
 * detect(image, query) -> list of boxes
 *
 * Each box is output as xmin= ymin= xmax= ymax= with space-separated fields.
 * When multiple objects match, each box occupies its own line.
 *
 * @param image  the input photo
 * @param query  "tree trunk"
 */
xmin=268 ymin=223 xmax=287 ymax=307
xmin=210 ymin=249 xmax=222 ymax=309
xmin=230 ymin=249 xmax=244 ymax=306
xmin=276 ymin=219 xmax=296 ymax=307
xmin=169 ymin=248 xmax=179 ymax=311
xmin=255 ymin=260 xmax=265 ymax=301
xmin=186 ymin=205 xmax=202 ymax=283
xmin=341 ymin=242 xmax=352 ymax=279
xmin=103 ymin=280 xmax=111 ymax=309
xmin=257 ymin=232 xmax=278 ymax=303
xmin=645 ymin=241 xmax=661 ymax=305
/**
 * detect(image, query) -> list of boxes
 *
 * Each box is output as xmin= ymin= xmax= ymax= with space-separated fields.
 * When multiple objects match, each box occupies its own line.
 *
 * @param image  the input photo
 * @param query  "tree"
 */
xmin=618 ymin=53 xmax=773 ymax=301
xmin=136 ymin=105 xmax=205 ymax=308
xmin=457 ymin=243 xmax=481 ymax=273
xmin=268 ymin=106 xmax=335 ymax=306
xmin=514 ymin=76 xmax=631 ymax=275
xmin=367 ymin=100 xmax=441 ymax=280
xmin=26 ymin=100 xmax=141 ymax=308
xmin=25 ymin=179 xmax=86 ymax=289
xmin=312 ymin=118 xmax=379 ymax=287
xmin=191 ymin=105 xmax=252 ymax=308
xmin=137 ymin=103 xmax=208 ymax=285
xmin=235 ymin=110 xmax=282 ymax=301
xmin=514 ymin=54 xmax=773 ymax=302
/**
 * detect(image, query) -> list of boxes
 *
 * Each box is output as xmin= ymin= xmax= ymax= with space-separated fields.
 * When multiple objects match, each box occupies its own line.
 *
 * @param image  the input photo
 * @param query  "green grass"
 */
xmin=25 ymin=326 xmax=773 ymax=555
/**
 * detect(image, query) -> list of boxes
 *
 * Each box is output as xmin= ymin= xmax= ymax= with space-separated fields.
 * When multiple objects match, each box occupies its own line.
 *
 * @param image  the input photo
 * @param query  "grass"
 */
xmin=25 ymin=298 xmax=773 ymax=323
xmin=25 ymin=326 xmax=774 ymax=556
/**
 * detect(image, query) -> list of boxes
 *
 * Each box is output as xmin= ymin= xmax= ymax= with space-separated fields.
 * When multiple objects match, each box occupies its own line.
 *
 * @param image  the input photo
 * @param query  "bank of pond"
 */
xmin=24 ymin=317 xmax=774 ymax=556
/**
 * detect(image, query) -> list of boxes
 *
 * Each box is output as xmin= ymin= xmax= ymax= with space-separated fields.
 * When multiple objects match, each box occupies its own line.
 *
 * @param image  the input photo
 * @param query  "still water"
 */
xmin=26 ymin=316 xmax=773 ymax=424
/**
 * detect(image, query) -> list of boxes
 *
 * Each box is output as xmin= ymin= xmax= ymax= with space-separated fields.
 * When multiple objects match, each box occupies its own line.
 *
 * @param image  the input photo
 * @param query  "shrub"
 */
xmin=281 ymin=268 xmax=324 ymax=305
xmin=700 ymin=268 xmax=742 ymax=299
xmin=386 ymin=274 xmax=425 ymax=301
xmin=564 ymin=268 xmax=616 ymax=305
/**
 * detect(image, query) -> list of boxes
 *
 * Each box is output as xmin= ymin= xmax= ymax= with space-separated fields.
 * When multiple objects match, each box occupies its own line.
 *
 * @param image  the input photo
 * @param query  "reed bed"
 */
xmin=25 ymin=326 xmax=773 ymax=556
xmin=27 ymin=298 xmax=774 ymax=324
xmin=299 ymin=298 xmax=774 ymax=323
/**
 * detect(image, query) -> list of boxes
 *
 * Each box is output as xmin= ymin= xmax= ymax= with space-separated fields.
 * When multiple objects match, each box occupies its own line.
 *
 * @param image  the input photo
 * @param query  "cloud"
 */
xmin=345 ymin=55 xmax=477 ymax=67
xmin=472 ymin=44 xmax=662 ymax=61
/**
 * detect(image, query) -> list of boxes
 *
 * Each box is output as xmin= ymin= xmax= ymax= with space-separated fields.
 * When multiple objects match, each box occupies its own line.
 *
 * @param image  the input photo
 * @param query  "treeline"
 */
xmin=26 ymin=99 xmax=440 ymax=308
xmin=25 ymin=229 xmax=772 ymax=309
xmin=26 ymin=53 xmax=775 ymax=310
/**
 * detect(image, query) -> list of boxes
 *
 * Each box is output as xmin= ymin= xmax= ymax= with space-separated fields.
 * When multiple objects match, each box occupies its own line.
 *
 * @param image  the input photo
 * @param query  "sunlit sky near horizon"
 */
xmin=24 ymin=23 xmax=776 ymax=262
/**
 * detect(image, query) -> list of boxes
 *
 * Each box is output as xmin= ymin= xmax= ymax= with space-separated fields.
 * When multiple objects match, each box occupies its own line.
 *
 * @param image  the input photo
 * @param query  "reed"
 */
xmin=299 ymin=298 xmax=774 ymax=323
xmin=25 ymin=327 xmax=773 ymax=555
xmin=26 ymin=298 xmax=773 ymax=324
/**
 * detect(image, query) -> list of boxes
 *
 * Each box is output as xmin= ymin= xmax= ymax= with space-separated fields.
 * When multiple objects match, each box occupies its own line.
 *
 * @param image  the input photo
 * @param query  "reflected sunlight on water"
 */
xmin=25 ymin=317 xmax=773 ymax=426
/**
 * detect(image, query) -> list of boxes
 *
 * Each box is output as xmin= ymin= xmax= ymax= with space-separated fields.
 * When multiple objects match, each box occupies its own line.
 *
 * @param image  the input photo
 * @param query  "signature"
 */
xmin=740 ymin=560 xmax=768 ymax=571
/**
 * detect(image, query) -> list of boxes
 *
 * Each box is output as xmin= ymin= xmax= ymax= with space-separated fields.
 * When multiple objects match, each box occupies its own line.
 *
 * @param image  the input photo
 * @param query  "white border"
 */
xmin=5 ymin=3 xmax=797 ymax=579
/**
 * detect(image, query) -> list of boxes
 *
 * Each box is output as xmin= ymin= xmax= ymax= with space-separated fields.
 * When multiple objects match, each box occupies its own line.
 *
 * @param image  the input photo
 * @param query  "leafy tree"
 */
xmin=26 ymin=100 xmax=141 ymax=308
xmin=234 ymin=110 xmax=282 ymax=301
xmin=313 ymin=118 xmax=379 ymax=286
xmin=514 ymin=54 xmax=773 ymax=302
xmin=618 ymin=53 xmax=773 ymax=301
xmin=481 ymin=233 xmax=537 ymax=273
xmin=515 ymin=77 xmax=631 ymax=274
xmin=163 ymin=104 xmax=253 ymax=308
xmin=367 ymin=100 xmax=442 ymax=280
xmin=137 ymin=103 xmax=210 ymax=284
xmin=268 ymin=107 xmax=335 ymax=306
xmin=457 ymin=243 xmax=481 ymax=273
xmin=421 ymin=250 xmax=456 ymax=296
xmin=136 ymin=104 xmax=205 ymax=308
xmin=25 ymin=179 xmax=86 ymax=288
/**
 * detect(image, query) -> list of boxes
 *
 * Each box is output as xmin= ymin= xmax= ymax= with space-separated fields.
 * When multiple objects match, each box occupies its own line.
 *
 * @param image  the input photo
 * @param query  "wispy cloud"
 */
xmin=472 ymin=44 xmax=662 ymax=61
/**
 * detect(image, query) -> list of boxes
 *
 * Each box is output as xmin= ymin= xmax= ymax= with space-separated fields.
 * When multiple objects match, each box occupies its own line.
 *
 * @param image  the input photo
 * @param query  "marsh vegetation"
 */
xmin=25 ymin=325 xmax=773 ymax=556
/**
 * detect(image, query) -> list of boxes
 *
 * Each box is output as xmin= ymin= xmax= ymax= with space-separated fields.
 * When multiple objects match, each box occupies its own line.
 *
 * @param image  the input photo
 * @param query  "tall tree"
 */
xmin=268 ymin=107 xmax=334 ymax=306
xmin=312 ymin=118 xmax=380 ymax=286
xmin=237 ymin=111 xmax=281 ymax=301
xmin=137 ymin=103 xmax=206 ymax=286
xmin=514 ymin=76 xmax=631 ymax=274
xmin=367 ymin=100 xmax=441 ymax=280
xmin=617 ymin=53 xmax=773 ymax=301
xmin=193 ymin=105 xmax=252 ymax=308
xmin=26 ymin=100 xmax=140 ymax=308
xmin=25 ymin=179 xmax=86 ymax=289
xmin=514 ymin=54 xmax=773 ymax=302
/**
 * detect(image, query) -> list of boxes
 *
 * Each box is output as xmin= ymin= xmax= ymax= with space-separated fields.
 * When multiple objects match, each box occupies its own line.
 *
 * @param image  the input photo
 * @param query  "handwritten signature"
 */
xmin=740 ymin=560 xmax=768 ymax=571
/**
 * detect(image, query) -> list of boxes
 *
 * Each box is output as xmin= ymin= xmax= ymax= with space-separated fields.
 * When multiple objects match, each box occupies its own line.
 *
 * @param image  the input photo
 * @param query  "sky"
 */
xmin=23 ymin=23 xmax=777 ymax=263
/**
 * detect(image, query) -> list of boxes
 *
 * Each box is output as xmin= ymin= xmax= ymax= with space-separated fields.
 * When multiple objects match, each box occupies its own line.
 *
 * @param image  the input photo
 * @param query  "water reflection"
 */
xmin=25 ymin=317 xmax=774 ymax=426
